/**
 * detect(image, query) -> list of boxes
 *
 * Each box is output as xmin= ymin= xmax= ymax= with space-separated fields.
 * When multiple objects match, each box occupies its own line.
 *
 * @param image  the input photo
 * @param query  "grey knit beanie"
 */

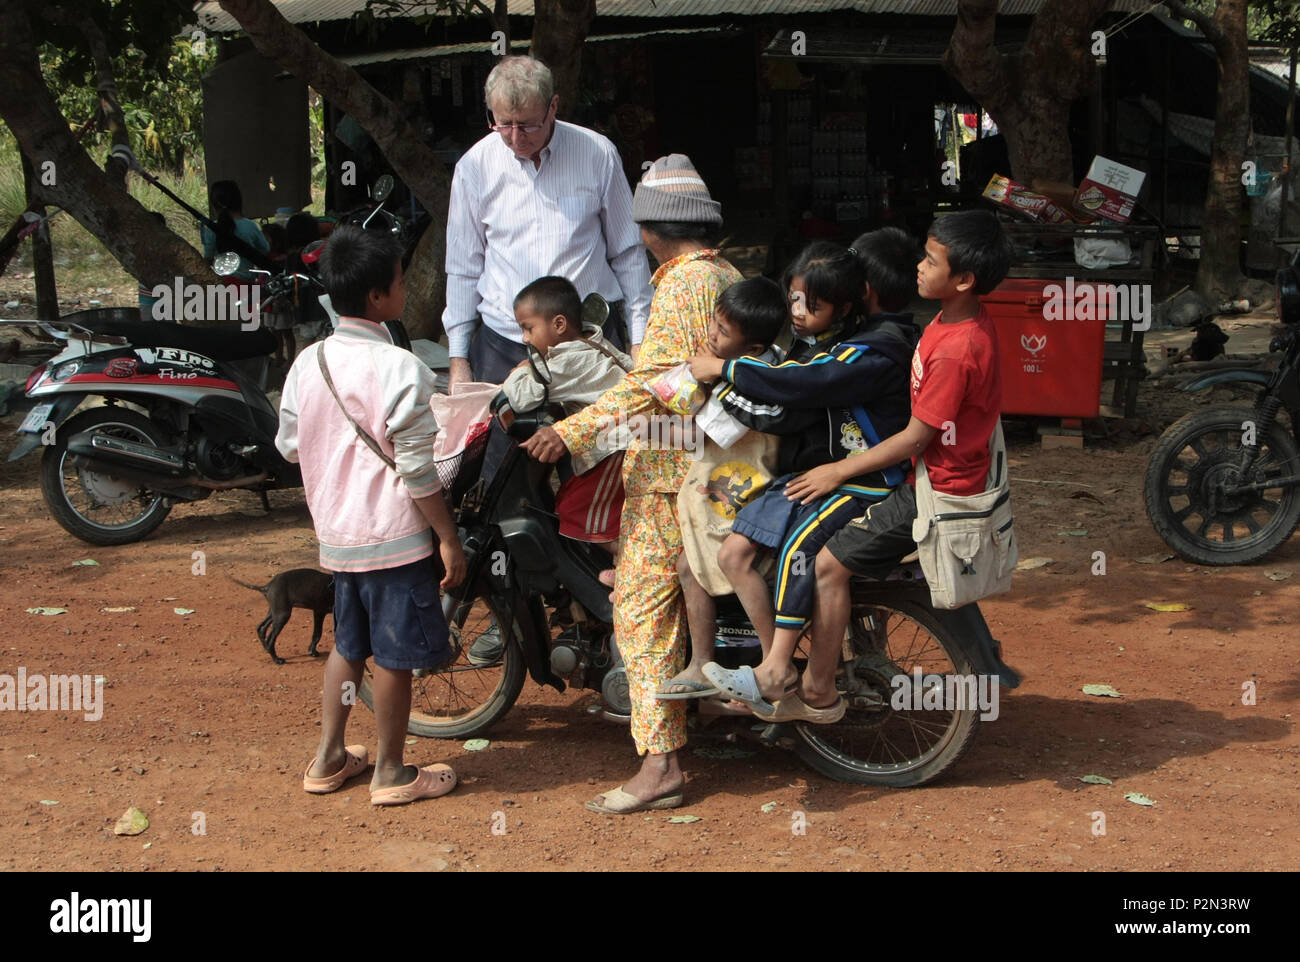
xmin=632 ymin=154 xmax=722 ymax=225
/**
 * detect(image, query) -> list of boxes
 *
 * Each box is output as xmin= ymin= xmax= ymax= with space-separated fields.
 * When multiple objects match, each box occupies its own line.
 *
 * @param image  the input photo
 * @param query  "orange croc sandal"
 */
xmin=303 ymin=745 xmax=369 ymax=794
xmin=370 ymin=763 xmax=457 ymax=805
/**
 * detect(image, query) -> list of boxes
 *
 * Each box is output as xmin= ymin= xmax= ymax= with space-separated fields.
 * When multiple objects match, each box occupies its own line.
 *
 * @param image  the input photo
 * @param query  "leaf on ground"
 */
xmin=142 ymin=842 xmax=152 ymax=850
xmin=101 ymin=606 xmax=135 ymax=613
xmin=1057 ymin=530 xmax=1089 ymax=536
xmin=1265 ymin=570 xmax=1292 ymax=581
xmin=1135 ymin=553 xmax=1175 ymax=564
xmin=114 ymin=806 xmax=149 ymax=836
xmin=1082 ymin=684 xmax=1123 ymax=698
xmin=1015 ymin=557 xmax=1053 ymax=571
xmin=26 ymin=607 xmax=67 ymax=616
xmin=70 ymin=559 xmax=100 ymax=567
xmin=760 ymin=801 xmax=779 ymax=813
xmin=173 ymin=607 xmax=195 ymax=615
xmin=405 ymin=738 xmax=417 ymax=745
xmin=39 ymin=799 xmax=58 ymax=806
xmin=691 ymin=744 xmax=755 ymax=760
xmin=1144 ymin=601 xmax=1192 ymax=612
xmin=1069 ymin=491 xmax=1105 ymax=504
xmin=666 ymin=815 xmax=701 ymax=823
xmin=1078 ymin=774 xmax=1113 ymax=785
xmin=463 ymin=738 xmax=490 ymax=751
xmin=1124 ymin=792 xmax=1156 ymax=807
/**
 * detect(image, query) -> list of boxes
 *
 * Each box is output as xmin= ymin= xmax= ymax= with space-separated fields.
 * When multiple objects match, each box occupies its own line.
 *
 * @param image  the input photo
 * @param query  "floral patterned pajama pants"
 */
xmin=613 ymin=493 xmax=688 ymax=755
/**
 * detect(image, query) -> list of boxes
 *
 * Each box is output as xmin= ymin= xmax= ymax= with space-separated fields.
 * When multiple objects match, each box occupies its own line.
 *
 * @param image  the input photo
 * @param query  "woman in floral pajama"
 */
xmin=522 ymin=154 xmax=741 ymax=813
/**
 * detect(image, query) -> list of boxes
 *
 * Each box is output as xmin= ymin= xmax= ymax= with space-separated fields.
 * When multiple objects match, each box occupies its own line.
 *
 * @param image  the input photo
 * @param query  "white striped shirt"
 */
xmin=442 ymin=120 xmax=653 ymax=358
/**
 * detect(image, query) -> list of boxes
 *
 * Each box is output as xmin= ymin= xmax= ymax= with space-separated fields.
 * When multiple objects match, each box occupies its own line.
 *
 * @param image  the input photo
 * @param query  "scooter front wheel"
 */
xmin=39 ymin=407 xmax=173 ymax=545
xmin=793 ymin=585 xmax=980 ymax=788
xmin=358 ymin=584 xmax=526 ymax=739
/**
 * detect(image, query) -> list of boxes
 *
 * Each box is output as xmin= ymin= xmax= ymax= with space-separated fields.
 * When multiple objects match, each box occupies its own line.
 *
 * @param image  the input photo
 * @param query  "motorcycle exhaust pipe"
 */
xmin=66 ymin=434 xmax=269 ymax=490
xmin=66 ymin=432 xmax=188 ymax=477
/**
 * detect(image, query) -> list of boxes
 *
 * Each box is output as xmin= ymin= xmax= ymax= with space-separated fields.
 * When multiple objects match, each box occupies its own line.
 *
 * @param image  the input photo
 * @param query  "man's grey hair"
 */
xmin=484 ymin=56 xmax=555 ymax=112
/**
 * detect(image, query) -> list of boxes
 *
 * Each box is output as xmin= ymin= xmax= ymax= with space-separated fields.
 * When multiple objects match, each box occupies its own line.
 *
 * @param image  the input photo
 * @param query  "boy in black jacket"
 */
xmin=688 ymin=232 xmax=922 ymax=720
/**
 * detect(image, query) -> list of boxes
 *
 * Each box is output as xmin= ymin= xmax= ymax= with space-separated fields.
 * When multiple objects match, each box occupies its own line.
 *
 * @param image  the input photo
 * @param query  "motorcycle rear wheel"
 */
xmin=793 ymin=586 xmax=981 ymax=788
xmin=1144 ymin=406 xmax=1300 ymax=566
xmin=358 ymin=584 xmax=526 ymax=739
xmin=39 ymin=407 xmax=173 ymax=546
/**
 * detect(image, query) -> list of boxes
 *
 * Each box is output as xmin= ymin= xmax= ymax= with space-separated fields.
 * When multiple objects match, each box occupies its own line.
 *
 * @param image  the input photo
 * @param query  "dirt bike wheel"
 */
xmin=793 ymin=588 xmax=980 ymax=788
xmin=39 ymin=407 xmax=173 ymax=546
xmin=1144 ymin=406 xmax=1300 ymax=566
xmin=357 ymin=585 xmax=526 ymax=739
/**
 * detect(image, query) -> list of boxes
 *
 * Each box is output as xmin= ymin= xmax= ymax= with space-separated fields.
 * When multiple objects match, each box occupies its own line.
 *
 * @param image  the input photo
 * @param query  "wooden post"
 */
xmin=20 ymin=150 xmax=58 ymax=322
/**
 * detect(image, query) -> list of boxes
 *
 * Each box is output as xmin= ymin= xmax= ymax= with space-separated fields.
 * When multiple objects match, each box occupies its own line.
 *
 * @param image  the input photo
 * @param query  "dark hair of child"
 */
xmin=514 ymin=275 xmax=582 ymax=331
xmin=850 ymin=227 xmax=922 ymax=313
xmin=717 ymin=276 xmax=787 ymax=349
xmin=318 ymin=225 xmax=403 ymax=318
xmin=262 ymin=223 xmax=288 ymax=258
xmin=209 ymin=180 xmax=243 ymax=237
xmin=926 ymin=210 xmax=1014 ymax=296
xmin=286 ymin=213 xmax=320 ymax=250
xmin=781 ymin=241 xmax=866 ymax=318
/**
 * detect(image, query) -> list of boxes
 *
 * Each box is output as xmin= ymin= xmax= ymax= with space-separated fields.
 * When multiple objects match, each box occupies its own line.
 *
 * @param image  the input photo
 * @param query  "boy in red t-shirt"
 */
xmin=764 ymin=210 xmax=1013 ymax=720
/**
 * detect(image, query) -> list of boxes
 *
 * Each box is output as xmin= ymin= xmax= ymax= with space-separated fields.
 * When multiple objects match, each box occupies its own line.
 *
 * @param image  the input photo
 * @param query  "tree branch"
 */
xmin=1161 ymin=0 xmax=1226 ymax=48
xmin=944 ymin=0 xmax=1012 ymax=116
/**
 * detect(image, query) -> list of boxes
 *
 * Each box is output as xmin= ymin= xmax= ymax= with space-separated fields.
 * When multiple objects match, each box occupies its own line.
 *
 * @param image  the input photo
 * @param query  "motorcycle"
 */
xmin=1144 ymin=249 xmax=1300 ymax=565
xmin=358 ymin=300 xmax=1022 ymax=787
xmin=339 ymin=174 xmax=426 ymax=262
xmin=5 ymin=254 xmax=302 ymax=545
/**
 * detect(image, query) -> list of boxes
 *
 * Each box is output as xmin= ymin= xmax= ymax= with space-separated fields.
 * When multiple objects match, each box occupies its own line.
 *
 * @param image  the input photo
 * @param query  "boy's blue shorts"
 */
xmin=730 ymin=474 xmax=805 ymax=548
xmin=332 ymin=556 xmax=450 ymax=670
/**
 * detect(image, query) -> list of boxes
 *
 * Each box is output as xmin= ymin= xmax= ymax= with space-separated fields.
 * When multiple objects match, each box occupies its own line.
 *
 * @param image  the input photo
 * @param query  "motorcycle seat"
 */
xmin=76 ymin=318 xmax=277 ymax=362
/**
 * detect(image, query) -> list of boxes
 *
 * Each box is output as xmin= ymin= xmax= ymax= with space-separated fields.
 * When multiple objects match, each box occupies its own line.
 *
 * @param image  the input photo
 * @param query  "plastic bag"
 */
xmin=1073 ymin=235 xmax=1132 ymax=270
xmin=647 ymin=362 xmax=707 ymax=416
xmin=430 ymin=381 xmax=498 ymax=463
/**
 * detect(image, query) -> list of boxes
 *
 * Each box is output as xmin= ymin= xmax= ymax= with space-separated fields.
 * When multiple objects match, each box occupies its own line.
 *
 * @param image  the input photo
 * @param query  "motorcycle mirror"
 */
xmin=526 ymin=343 xmax=553 ymax=387
xmin=373 ymin=174 xmax=395 ymax=205
xmin=213 ymin=251 xmax=242 ymax=276
xmin=582 ymin=292 xmax=610 ymax=330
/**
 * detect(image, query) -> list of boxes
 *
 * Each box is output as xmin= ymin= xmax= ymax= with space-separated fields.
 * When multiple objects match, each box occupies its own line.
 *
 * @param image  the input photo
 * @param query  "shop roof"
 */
xmin=334 ymin=26 xmax=741 ymax=66
xmin=762 ymin=25 xmax=1026 ymax=63
xmin=193 ymin=0 xmax=1153 ymax=35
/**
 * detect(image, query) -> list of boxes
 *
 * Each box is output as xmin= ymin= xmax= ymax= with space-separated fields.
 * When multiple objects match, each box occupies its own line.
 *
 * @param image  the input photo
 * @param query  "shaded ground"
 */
xmin=0 ymin=320 xmax=1297 ymax=872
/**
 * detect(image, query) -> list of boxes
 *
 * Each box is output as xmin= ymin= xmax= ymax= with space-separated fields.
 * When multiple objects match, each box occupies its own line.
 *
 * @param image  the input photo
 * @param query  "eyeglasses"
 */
xmin=488 ymin=101 xmax=553 ymax=135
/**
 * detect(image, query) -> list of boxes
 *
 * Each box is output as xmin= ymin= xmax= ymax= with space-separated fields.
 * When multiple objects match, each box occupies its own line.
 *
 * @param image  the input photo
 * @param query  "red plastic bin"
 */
xmin=981 ymin=278 xmax=1108 ymax=418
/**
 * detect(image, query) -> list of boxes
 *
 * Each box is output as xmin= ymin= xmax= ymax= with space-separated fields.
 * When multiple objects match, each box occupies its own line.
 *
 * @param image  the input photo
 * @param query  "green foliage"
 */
xmin=42 ymin=36 xmax=217 ymax=176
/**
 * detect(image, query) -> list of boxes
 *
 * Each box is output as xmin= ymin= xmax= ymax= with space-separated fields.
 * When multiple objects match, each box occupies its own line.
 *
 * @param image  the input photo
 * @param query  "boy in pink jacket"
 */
xmin=276 ymin=225 xmax=467 ymax=805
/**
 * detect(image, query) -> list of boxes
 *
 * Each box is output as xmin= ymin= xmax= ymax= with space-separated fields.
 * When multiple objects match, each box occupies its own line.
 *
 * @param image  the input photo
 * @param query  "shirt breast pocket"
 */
xmin=558 ymin=193 xmax=597 ymax=225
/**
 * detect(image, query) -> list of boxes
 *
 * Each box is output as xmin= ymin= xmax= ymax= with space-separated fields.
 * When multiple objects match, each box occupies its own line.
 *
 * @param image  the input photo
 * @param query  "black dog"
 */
xmin=230 ymin=569 xmax=334 ymax=664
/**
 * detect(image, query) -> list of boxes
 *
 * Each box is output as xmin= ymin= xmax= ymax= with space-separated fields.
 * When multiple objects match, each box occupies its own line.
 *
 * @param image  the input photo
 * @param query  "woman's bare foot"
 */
xmin=619 ymin=750 xmax=684 ymax=803
xmin=656 ymin=661 xmax=713 ymax=697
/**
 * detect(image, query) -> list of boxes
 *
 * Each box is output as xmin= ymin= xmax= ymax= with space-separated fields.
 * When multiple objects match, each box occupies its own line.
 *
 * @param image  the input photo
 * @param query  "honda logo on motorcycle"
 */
xmin=104 ymin=357 xmax=139 ymax=378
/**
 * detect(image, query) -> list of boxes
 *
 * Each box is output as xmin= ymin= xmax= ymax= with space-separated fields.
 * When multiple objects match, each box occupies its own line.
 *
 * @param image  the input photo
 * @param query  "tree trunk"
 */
xmin=1199 ymin=0 xmax=1249 ymax=301
xmin=531 ymin=0 xmax=596 ymax=119
xmin=945 ymin=0 xmax=1110 ymax=186
xmin=21 ymin=151 xmax=60 ymax=322
xmin=0 ymin=2 xmax=220 ymax=319
xmin=217 ymin=0 xmax=451 ymax=339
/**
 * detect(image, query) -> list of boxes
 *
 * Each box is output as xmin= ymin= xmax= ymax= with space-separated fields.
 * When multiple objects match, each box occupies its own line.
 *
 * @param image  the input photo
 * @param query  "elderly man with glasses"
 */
xmin=444 ymin=56 xmax=652 ymax=390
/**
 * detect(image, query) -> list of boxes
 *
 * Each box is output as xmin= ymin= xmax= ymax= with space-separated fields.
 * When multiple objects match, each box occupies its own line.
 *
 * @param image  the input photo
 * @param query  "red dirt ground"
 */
xmin=1 ymin=374 xmax=1298 ymax=872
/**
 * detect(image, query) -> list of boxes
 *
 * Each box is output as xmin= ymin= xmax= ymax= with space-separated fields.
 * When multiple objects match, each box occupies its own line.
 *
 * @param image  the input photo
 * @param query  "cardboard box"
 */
xmin=1075 ymin=156 xmax=1146 ymax=223
xmin=983 ymin=174 xmax=1073 ymax=225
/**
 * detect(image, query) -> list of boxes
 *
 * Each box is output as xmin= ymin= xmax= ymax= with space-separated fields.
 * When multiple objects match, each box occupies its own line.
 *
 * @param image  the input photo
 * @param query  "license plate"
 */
xmin=18 ymin=403 xmax=54 ymax=435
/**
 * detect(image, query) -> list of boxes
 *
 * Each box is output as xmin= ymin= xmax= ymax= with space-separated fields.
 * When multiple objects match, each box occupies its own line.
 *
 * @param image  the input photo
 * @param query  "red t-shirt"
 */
xmin=909 ymin=306 xmax=1002 ymax=496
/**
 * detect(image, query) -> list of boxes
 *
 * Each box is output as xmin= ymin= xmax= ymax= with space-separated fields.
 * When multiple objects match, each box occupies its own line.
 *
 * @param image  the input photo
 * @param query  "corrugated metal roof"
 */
xmin=763 ymin=25 xmax=1025 ymax=64
xmin=336 ymin=26 xmax=739 ymax=66
xmin=194 ymin=0 xmax=1155 ymax=34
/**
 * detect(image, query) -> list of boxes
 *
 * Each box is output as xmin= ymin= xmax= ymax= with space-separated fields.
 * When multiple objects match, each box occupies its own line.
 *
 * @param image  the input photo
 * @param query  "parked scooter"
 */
xmin=358 ymin=298 xmax=1021 ymax=787
xmin=6 ymin=258 xmax=301 ymax=545
xmin=1144 ymin=249 xmax=1300 ymax=564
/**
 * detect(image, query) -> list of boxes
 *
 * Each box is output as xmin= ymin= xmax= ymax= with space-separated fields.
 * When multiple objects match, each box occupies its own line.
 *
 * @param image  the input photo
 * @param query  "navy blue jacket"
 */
xmin=716 ymin=312 xmax=919 ymax=495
